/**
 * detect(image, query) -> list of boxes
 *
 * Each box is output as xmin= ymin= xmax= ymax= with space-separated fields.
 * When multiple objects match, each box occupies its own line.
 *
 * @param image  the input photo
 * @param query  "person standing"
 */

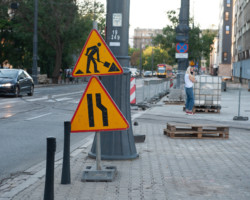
xmin=58 ymin=68 xmax=63 ymax=84
xmin=185 ymin=62 xmax=196 ymax=115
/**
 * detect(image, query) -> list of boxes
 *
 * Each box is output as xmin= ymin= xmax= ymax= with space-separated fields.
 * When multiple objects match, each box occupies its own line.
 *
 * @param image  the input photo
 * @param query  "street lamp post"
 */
xmin=32 ymin=0 xmax=38 ymax=84
xmin=176 ymin=0 xmax=190 ymax=88
xmin=139 ymin=41 xmax=142 ymax=77
xmin=151 ymin=47 xmax=154 ymax=76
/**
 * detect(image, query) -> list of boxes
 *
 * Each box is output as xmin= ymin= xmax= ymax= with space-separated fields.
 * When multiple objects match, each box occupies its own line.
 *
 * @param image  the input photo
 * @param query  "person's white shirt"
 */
xmin=185 ymin=73 xmax=194 ymax=88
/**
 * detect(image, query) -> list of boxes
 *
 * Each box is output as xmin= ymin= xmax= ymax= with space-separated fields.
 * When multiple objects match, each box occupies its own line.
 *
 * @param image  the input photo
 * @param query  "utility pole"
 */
xmin=139 ymin=41 xmax=142 ymax=77
xmin=151 ymin=47 xmax=154 ymax=75
xmin=89 ymin=0 xmax=138 ymax=160
xmin=93 ymin=0 xmax=98 ymax=30
xmin=32 ymin=0 xmax=38 ymax=84
xmin=176 ymin=0 xmax=190 ymax=88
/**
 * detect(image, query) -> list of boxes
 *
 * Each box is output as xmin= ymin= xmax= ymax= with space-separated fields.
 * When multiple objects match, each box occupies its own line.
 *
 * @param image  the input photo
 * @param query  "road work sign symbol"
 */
xmin=71 ymin=76 xmax=129 ymax=132
xmin=176 ymin=43 xmax=188 ymax=53
xmin=72 ymin=29 xmax=123 ymax=77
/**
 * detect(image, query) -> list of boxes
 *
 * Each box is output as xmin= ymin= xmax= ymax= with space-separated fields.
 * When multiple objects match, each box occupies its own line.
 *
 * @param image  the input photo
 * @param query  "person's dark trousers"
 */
xmin=185 ymin=87 xmax=194 ymax=111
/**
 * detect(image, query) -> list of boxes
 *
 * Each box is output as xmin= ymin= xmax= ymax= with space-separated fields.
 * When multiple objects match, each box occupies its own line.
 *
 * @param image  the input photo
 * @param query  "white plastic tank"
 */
xmin=194 ymin=75 xmax=222 ymax=107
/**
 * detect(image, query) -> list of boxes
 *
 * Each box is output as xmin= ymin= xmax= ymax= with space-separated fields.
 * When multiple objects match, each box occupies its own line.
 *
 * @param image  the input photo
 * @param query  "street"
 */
xmin=0 ymin=83 xmax=90 ymax=181
xmin=1 ymin=80 xmax=250 ymax=199
xmin=0 ymin=77 xmax=166 ymax=182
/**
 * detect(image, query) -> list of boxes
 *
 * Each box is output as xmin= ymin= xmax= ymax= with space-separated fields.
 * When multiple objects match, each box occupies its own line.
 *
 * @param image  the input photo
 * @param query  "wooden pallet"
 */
xmin=183 ymin=106 xmax=221 ymax=113
xmin=164 ymin=123 xmax=229 ymax=139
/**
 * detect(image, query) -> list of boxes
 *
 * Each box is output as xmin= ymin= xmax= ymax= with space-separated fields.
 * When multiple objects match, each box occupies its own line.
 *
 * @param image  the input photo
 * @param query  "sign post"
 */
xmin=71 ymin=28 xmax=136 ymax=181
xmin=96 ymin=132 xmax=101 ymax=170
xmin=71 ymin=76 xmax=129 ymax=181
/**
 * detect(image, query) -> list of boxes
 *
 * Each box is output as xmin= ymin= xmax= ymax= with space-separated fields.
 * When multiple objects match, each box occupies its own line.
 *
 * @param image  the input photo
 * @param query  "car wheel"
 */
xmin=28 ymin=85 xmax=34 ymax=96
xmin=14 ymin=86 xmax=20 ymax=97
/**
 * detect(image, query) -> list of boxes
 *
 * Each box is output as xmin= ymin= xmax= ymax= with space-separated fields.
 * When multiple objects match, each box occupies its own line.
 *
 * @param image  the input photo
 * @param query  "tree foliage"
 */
xmin=0 ymin=0 xmax=105 ymax=83
xmin=153 ymin=10 xmax=216 ymax=68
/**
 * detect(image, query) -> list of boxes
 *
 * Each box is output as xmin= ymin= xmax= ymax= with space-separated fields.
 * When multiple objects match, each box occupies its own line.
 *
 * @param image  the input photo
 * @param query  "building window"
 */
xmin=225 ymin=12 xmax=229 ymax=21
xmin=227 ymin=0 xmax=231 ymax=7
xmin=225 ymin=25 xmax=230 ymax=34
xmin=223 ymin=52 xmax=228 ymax=61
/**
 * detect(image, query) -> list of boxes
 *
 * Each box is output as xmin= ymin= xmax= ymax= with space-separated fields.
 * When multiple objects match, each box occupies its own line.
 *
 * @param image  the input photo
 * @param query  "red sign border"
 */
xmin=71 ymin=76 xmax=129 ymax=133
xmin=72 ymin=29 xmax=123 ymax=77
xmin=176 ymin=43 xmax=188 ymax=53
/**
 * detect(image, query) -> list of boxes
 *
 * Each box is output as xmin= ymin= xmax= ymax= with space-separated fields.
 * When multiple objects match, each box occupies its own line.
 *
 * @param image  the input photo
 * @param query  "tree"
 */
xmin=152 ymin=10 xmax=178 ymax=66
xmin=0 ymin=0 xmax=105 ymax=83
xmin=143 ymin=46 xmax=170 ymax=70
xmin=153 ymin=10 xmax=216 ymax=69
xmin=201 ymin=30 xmax=216 ymax=65
xmin=188 ymin=26 xmax=202 ymax=62
xmin=129 ymin=47 xmax=140 ymax=67
xmin=0 ymin=1 xmax=31 ymax=69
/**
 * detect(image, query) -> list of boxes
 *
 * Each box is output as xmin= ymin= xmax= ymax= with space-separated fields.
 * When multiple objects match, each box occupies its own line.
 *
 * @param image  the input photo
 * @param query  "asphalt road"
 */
xmin=0 ymin=83 xmax=91 ymax=181
xmin=0 ymin=77 xmax=169 ymax=182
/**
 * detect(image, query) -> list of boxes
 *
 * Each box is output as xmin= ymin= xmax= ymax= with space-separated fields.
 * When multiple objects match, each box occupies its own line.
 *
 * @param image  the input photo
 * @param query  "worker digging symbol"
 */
xmin=85 ymin=43 xmax=102 ymax=73
xmin=85 ymin=42 xmax=119 ymax=74
xmin=72 ymin=29 xmax=124 ymax=76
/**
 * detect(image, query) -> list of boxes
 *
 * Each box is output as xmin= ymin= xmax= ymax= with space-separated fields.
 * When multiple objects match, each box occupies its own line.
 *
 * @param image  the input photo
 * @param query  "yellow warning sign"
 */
xmin=72 ymin=29 xmax=123 ymax=77
xmin=71 ymin=76 xmax=129 ymax=132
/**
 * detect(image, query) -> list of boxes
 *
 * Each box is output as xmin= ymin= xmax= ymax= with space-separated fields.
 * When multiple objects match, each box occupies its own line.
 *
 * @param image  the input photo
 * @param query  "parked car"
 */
xmin=129 ymin=68 xmax=139 ymax=77
xmin=143 ymin=71 xmax=153 ymax=77
xmin=0 ymin=69 xmax=34 ymax=97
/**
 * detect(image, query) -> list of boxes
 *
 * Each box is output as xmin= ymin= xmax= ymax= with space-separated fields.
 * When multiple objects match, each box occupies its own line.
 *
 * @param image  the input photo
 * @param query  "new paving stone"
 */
xmin=1 ymin=88 xmax=250 ymax=200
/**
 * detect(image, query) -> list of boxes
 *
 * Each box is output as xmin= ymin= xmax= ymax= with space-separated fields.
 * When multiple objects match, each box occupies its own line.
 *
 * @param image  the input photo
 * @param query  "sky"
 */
xmin=98 ymin=0 xmax=220 ymax=31
xmin=96 ymin=0 xmax=220 ymax=47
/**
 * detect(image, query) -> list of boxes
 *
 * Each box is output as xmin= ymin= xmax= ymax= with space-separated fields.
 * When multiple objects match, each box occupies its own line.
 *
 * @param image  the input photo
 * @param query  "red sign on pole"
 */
xmin=176 ymin=43 xmax=188 ymax=53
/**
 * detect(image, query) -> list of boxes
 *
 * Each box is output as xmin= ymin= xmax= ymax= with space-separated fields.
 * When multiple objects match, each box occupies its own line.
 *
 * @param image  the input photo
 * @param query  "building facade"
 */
xmin=232 ymin=0 xmax=250 ymax=83
xmin=133 ymin=28 xmax=163 ymax=49
xmin=216 ymin=0 xmax=233 ymax=77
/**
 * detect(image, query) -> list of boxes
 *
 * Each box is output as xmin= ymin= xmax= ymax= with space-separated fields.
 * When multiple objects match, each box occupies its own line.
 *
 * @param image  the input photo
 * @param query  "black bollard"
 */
xmin=44 ymin=137 xmax=56 ymax=200
xmin=61 ymin=121 xmax=71 ymax=184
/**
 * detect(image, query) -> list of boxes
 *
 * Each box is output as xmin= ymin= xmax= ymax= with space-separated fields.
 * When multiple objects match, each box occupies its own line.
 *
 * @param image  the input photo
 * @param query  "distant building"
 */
xmin=232 ymin=0 xmax=250 ymax=83
xmin=216 ymin=0 xmax=233 ymax=77
xmin=133 ymin=28 xmax=163 ymax=49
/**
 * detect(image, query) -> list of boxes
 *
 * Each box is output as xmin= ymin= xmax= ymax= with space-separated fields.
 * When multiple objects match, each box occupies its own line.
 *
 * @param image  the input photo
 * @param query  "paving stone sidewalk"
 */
xmin=3 ymin=113 xmax=250 ymax=200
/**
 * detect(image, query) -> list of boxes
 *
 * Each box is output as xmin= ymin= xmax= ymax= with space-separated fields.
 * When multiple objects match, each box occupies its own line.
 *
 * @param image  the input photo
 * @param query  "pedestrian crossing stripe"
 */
xmin=71 ymin=76 xmax=129 ymax=132
xmin=72 ymin=29 xmax=123 ymax=77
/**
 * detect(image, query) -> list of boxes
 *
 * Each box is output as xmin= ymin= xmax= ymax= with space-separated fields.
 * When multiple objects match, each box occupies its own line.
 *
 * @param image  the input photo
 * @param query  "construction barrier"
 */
xmin=130 ymin=77 xmax=136 ymax=104
xmin=170 ymin=78 xmax=173 ymax=88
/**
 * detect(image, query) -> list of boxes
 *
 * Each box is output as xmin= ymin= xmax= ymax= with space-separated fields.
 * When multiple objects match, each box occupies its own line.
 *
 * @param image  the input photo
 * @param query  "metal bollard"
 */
xmin=44 ymin=137 xmax=56 ymax=200
xmin=61 ymin=121 xmax=71 ymax=184
xmin=221 ymin=81 xmax=226 ymax=92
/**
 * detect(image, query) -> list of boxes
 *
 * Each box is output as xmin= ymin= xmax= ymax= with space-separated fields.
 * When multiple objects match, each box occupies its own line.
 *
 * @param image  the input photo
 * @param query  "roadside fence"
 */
xmin=136 ymin=79 xmax=170 ymax=104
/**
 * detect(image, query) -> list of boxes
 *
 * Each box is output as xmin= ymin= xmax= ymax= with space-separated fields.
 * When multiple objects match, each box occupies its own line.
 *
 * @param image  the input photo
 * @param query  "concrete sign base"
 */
xmin=233 ymin=116 xmax=249 ymax=121
xmin=81 ymin=165 xmax=117 ymax=182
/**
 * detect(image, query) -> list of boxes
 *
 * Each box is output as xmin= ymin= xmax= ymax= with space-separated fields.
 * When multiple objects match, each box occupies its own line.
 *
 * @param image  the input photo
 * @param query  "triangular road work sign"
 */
xmin=71 ymin=76 xmax=129 ymax=132
xmin=72 ymin=29 xmax=123 ymax=77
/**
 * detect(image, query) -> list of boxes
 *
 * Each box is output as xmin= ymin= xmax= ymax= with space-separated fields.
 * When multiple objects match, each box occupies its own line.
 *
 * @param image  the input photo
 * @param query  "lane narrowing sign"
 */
xmin=71 ymin=76 xmax=129 ymax=132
